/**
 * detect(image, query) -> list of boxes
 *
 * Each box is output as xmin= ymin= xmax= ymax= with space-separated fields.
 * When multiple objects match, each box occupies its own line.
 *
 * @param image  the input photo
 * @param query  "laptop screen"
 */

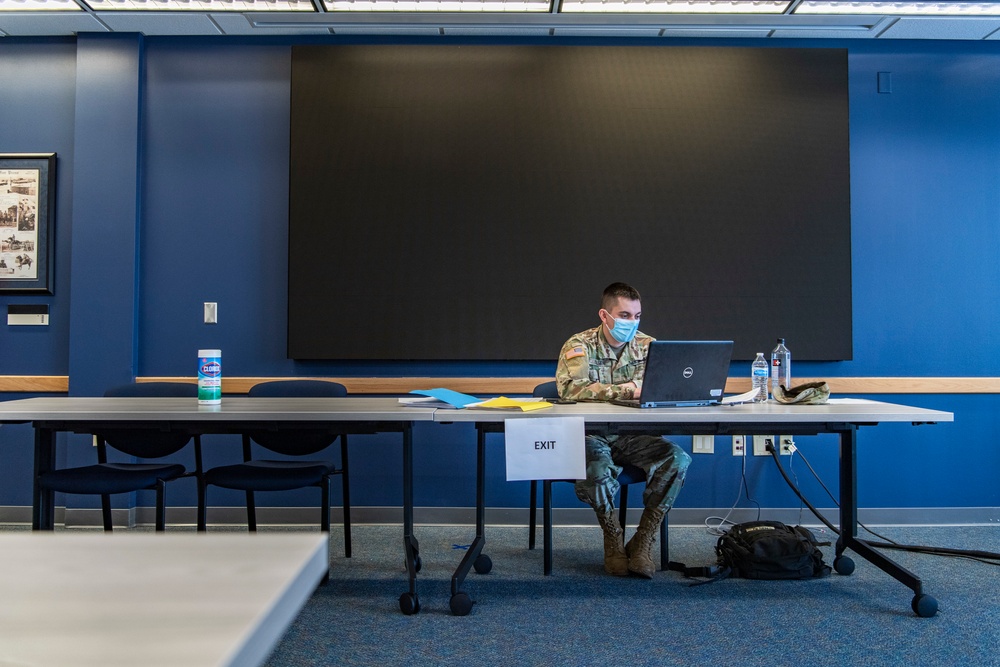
xmin=637 ymin=340 xmax=734 ymax=407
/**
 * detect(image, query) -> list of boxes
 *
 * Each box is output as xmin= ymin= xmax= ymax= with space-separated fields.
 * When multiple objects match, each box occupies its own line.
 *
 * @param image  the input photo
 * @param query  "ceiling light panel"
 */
xmin=877 ymin=15 xmax=1000 ymax=34
xmin=795 ymin=1 xmax=1000 ymax=14
xmin=323 ymin=0 xmax=549 ymax=10
xmin=561 ymin=0 xmax=789 ymax=13
xmin=0 ymin=0 xmax=82 ymax=11
xmin=85 ymin=0 xmax=312 ymax=10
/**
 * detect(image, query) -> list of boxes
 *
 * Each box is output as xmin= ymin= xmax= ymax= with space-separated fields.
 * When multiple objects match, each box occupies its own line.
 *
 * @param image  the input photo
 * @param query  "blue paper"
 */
xmin=409 ymin=388 xmax=481 ymax=408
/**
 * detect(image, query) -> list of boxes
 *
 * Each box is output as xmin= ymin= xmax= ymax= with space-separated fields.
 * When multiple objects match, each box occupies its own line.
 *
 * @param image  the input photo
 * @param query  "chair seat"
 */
xmin=203 ymin=460 xmax=336 ymax=492
xmin=617 ymin=464 xmax=646 ymax=486
xmin=38 ymin=463 xmax=187 ymax=495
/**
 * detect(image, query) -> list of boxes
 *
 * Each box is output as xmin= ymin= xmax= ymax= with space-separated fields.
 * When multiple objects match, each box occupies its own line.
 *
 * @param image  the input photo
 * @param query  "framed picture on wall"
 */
xmin=0 ymin=153 xmax=55 ymax=294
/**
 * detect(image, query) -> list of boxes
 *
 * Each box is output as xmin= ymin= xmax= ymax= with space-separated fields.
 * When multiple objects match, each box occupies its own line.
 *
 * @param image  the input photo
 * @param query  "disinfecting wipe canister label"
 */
xmin=197 ymin=349 xmax=222 ymax=404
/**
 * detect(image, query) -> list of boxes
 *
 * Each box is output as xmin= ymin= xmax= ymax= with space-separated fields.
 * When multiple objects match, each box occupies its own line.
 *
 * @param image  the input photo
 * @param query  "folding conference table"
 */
xmin=435 ymin=398 xmax=954 ymax=618
xmin=0 ymin=532 xmax=328 ymax=667
xmin=0 ymin=396 xmax=436 ymax=615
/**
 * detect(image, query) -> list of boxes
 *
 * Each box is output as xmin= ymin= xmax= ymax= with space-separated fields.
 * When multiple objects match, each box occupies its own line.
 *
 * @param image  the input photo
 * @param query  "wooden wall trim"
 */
xmin=0 ymin=376 xmax=69 ymax=393
xmin=138 ymin=376 xmax=1000 ymax=395
xmin=2 ymin=375 xmax=999 ymax=395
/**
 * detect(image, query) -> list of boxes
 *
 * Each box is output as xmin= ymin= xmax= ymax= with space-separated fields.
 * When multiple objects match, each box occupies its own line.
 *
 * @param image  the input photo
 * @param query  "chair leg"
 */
xmin=543 ymin=480 xmax=553 ymax=576
xmin=528 ymin=480 xmax=538 ymax=550
xmin=197 ymin=481 xmax=208 ymax=532
xmin=340 ymin=480 xmax=351 ymax=559
xmin=101 ymin=494 xmax=113 ymax=532
xmin=155 ymin=480 xmax=167 ymax=532
xmin=321 ymin=478 xmax=331 ymax=534
xmin=320 ymin=480 xmax=333 ymax=585
xmin=618 ymin=485 xmax=630 ymax=531
xmin=660 ymin=510 xmax=669 ymax=571
xmin=340 ymin=437 xmax=352 ymax=558
xmin=246 ymin=490 xmax=257 ymax=532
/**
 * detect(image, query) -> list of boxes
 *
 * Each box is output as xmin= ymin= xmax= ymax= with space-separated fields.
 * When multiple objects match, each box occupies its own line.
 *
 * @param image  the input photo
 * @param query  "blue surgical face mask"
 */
xmin=606 ymin=313 xmax=639 ymax=344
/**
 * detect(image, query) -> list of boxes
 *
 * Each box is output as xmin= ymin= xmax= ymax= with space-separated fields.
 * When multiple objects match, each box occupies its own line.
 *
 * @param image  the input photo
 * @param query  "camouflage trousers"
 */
xmin=574 ymin=434 xmax=691 ymax=515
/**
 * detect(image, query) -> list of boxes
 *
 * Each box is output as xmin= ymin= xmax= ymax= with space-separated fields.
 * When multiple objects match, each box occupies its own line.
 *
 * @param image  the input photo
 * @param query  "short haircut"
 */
xmin=601 ymin=282 xmax=641 ymax=311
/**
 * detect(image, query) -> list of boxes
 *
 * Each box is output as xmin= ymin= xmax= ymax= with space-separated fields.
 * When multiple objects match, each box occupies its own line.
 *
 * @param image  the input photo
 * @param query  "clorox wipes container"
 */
xmin=197 ymin=349 xmax=222 ymax=405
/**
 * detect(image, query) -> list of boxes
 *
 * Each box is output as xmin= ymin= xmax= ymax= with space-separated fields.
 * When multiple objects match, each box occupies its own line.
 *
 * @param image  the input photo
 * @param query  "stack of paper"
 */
xmin=398 ymin=388 xmax=483 ymax=409
xmin=721 ymin=388 xmax=764 ymax=405
xmin=398 ymin=388 xmax=552 ymax=411
xmin=471 ymin=397 xmax=552 ymax=412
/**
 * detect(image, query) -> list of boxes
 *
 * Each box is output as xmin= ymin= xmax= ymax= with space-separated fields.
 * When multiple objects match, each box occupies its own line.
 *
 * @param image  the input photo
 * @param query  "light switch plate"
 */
xmin=692 ymin=435 xmax=714 ymax=454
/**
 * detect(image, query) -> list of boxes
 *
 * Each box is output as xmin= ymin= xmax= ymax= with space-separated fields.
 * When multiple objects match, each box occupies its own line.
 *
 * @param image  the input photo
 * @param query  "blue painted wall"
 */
xmin=0 ymin=40 xmax=75 ymax=375
xmin=0 ymin=36 xmax=997 ymax=516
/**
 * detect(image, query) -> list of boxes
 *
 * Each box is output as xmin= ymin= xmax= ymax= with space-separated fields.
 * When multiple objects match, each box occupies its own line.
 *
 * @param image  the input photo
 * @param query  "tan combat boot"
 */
xmin=595 ymin=509 xmax=629 ymax=576
xmin=625 ymin=506 xmax=665 ymax=579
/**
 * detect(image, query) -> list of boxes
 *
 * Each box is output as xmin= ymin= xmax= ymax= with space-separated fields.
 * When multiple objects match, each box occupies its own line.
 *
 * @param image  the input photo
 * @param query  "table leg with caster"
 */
xmin=398 ymin=424 xmax=421 ymax=615
xmin=449 ymin=424 xmax=493 ymax=616
xmin=838 ymin=426 xmax=937 ymax=618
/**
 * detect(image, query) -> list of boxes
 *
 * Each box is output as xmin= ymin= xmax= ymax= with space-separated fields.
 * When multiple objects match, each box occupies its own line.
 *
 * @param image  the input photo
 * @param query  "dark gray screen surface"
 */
xmin=288 ymin=45 xmax=851 ymax=361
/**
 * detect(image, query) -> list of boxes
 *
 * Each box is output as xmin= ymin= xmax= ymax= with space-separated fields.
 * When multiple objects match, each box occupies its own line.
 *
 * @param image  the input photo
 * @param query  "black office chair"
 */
xmin=528 ymin=380 xmax=668 ymax=575
xmin=36 ymin=382 xmax=202 ymax=532
xmin=197 ymin=379 xmax=352 ymax=557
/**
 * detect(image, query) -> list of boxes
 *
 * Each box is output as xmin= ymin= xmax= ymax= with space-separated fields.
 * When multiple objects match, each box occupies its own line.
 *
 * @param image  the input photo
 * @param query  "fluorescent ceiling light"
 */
xmin=0 ymin=0 xmax=82 ymax=10
xmin=83 ymin=0 xmax=313 ymax=9
xmin=561 ymin=0 xmax=789 ymax=13
xmin=794 ymin=1 xmax=1000 ymax=14
xmin=323 ymin=0 xmax=550 ymax=10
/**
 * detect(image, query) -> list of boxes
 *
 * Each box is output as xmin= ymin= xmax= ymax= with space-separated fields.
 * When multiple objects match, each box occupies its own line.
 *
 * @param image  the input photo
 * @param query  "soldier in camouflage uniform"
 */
xmin=555 ymin=282 xmax=691 ymax=578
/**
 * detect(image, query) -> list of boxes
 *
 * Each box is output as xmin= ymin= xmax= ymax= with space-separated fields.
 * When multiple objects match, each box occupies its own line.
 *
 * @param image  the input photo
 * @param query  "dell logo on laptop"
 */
xmin=683 ymin=367 xmax=694 ymax=379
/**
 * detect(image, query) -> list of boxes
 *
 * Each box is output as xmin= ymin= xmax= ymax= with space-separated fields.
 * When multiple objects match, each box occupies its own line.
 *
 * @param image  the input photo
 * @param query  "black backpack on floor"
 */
xmin=670 ymin=520 xmax=831 ymax=583
xmin=715 ymin=521 xmax=831 ymax=580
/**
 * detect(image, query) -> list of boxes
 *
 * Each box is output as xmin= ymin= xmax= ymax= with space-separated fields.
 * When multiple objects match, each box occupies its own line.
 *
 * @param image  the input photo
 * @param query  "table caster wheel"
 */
xmin=399 ymin=592 xmax=420 ymax=615
xmin=473 ymin=554 xmax=493 ymax=575
xmin=833 ymin=555 xmax=855 ymax=576
xmin=450 ymin=591 xmax=474 ymax=616
xmin=912 ymin=594 xmax=938 ymax=618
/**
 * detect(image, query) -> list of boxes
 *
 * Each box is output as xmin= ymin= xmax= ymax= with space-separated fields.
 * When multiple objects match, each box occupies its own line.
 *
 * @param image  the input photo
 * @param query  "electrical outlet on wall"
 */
xmin=732 ymin=435 xmax=745 ymax=456
xmin=753 ymin=435 xmax=773 ymax=456
xmin=779 ymin=436 xmax=795 ymax=456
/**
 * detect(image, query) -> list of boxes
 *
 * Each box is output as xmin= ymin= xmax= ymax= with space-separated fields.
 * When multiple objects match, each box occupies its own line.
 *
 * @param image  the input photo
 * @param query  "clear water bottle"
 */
xmin=751 ymin=352 xmax=769 ymax=403
xmin=771 ymin=338 xmax=791 ymax=397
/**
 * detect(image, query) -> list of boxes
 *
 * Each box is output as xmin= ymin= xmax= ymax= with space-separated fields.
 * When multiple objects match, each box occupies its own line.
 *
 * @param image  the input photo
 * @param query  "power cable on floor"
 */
xmin=765 ymin=441 xmax=1000 ymax=567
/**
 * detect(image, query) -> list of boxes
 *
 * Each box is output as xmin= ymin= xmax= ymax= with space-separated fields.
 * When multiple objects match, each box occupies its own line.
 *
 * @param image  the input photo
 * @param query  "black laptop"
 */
xmin=611 ymin=340 xmax=734 ymax=408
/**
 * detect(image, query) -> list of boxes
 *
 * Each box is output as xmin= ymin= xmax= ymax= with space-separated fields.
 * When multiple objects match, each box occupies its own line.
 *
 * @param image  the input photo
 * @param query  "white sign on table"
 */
xmin=504 ymin=416 xmax=585 ymax=481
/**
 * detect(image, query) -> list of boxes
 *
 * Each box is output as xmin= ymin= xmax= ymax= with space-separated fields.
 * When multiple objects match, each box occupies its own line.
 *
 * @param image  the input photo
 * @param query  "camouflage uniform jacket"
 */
xmin=555 ymin=326 xmax=654 ymax=401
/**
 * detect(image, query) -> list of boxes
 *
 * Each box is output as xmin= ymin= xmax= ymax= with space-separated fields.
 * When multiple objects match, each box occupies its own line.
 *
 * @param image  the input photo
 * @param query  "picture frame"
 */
xmin=0 ymin=153 xmax=56 ymax=294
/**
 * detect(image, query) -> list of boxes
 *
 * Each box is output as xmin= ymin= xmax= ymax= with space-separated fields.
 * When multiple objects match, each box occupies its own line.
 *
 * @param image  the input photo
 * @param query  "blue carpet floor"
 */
xmin=263 ymin=524 xmax=1000 ymax=667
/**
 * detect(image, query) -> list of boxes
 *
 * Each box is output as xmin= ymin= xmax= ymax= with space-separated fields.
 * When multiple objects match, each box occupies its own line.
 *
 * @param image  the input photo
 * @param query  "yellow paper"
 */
xmin=472 ymin=396 xmax=552 ymax=412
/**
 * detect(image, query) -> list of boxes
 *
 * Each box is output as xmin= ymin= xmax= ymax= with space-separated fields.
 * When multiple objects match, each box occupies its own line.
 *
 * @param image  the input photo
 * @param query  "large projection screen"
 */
xmin=288 ymin=45 xmax=851 ymax=361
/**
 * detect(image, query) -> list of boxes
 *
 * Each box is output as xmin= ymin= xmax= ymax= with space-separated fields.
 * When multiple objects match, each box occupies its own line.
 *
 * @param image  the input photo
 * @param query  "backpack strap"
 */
xmin=667 ymin=561 xmax=731 ymax=586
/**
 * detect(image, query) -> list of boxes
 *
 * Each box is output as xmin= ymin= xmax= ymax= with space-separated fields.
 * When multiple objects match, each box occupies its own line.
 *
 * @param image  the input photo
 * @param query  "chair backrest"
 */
xmin=104 ymin=382 xmax=198 ymax=399
xmin=532 ymin=381 xmax=559 ymax=399
xmin=247 ymin=380 xmax=347 ymax=455
xmin=248 ymin=379 xmax=347 ymax=399
xmin=99 ymin=382 xmax=198 ymax=458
